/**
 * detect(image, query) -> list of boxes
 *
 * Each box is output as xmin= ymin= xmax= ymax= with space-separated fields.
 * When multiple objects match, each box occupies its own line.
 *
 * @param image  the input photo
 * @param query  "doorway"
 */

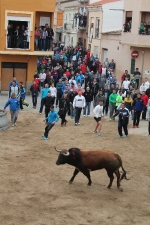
xmin=1 ymin=62 xmax=27 ymax=91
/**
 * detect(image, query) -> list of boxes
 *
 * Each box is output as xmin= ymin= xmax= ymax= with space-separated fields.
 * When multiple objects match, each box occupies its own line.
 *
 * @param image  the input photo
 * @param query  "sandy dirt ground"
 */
xmin=0 ymin=111 xmax=150 ymax=225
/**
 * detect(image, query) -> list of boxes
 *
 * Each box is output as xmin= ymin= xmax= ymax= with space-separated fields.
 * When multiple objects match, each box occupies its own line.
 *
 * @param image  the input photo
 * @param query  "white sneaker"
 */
xmin=77 ymin=123 xmax=80 ymax=125
xmin=88 ymin=115 xmax=90 ymax=117
xmin=12 ymin=124 xmax=14 ymax=127
xmin=75 ymin=123 xmax=77 ymax=126
xmin=83 ymin=115 xmax=86 ymax=117
xmin=39 ymin=113 xmax=42 ymax=115
xmin=14 ymin=123 xmax=17 ymax=126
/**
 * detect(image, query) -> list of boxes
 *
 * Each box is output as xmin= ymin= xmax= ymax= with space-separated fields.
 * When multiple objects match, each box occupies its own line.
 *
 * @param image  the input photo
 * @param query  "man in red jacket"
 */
xmin=87 ymin=49 xmax=90 ymax=59
xmin=80 ymin=62 xmax=87 ymax=75
xmin=141 ymin=91 xmax=148 ymax=120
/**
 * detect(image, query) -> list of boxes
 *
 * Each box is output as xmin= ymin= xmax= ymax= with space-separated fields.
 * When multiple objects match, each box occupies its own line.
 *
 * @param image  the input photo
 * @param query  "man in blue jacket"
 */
xmin=4 ymin=93 xmax=20 ymax=127
xmin=132 ymin=93 xmax=144 ymax=128
xmin=42 ymin=105 xmax=59 ymax=140
xmin=39 ymin=83 xmax=50 ymax=114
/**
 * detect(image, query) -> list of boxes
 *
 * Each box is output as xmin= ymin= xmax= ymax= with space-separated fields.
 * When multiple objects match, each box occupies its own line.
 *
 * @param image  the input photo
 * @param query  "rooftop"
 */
xmin=89 ymin=0 xmax=120 ymax=6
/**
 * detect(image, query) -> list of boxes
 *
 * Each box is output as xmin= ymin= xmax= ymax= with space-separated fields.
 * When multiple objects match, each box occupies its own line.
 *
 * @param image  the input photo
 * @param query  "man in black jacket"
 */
xmin=83 ymin=87 xmax=92 ymax=116
xmin=103 ymin=85 xmax=110 ymax=116
xmin=59 ymin=92 xmax=70 ymax=127
xmin=68 ymin=89 xmax=76 ymax=119
xmin=44 ymin=92 xmax=54 ymax=118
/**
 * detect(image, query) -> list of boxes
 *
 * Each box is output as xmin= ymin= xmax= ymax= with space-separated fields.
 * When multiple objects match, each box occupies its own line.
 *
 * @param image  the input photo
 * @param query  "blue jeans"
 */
xmin=70 ymin=103 xmax=75 ymax=119
xmin=83 ymin=102 xmax=91 ymax=116
xmin=42 ymin=39 xmax=46 ymax=50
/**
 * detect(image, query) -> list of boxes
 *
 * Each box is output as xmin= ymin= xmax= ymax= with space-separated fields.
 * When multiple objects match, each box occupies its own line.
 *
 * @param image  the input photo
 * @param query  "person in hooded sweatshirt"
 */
xmin=94 ymin=90 xmax=106 ymax=107
xmin=83 ymin=86 xmax=92 ymax=116
xmin=59 ymin=92 xmax=70 ymax=127
xmin=90 ymin=78 xmax=99 ymax=102
xmin=4 ymin=93 xmax=20 ymax=127
xmin=42 ymin=105 xmax=59 ymax=140
xmin=132 ymin=93 xmax=144 ymax=128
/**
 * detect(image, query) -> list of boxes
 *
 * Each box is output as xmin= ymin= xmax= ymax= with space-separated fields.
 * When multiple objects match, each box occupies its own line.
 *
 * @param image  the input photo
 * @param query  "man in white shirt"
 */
xmin=73 ymin=90 xmax=85 ymax=125
xmin=39 ymin=69 xmax=46 ymax=88
xmin=123 ymin=77 xmax=130 ymax=90
xmin=93 ymin=100 xmax=104 ymax=137
xmin=140 ymin=81 xmax=147 ymax=93
xmin=145 ymin=77 xmax=149 ymax=90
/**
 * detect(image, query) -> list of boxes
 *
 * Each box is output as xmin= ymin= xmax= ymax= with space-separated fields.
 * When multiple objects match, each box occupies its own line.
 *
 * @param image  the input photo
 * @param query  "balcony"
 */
xmin=121 ymin=32 xmax=150 ymax=48
xmin=56 ymin=26 xmax=63 ymax=33
xmin=63 ymin=23 xmax=74 ymax=32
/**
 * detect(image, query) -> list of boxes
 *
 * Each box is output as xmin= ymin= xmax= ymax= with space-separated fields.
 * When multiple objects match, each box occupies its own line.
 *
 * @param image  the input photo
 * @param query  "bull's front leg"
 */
xmin=82 ymin=170 xmax=92 ymax=186
xmin=69 ymin=168 xmax=79 ymax=184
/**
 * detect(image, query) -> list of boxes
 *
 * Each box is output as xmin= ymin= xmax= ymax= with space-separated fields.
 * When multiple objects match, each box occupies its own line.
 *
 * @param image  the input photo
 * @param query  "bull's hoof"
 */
xmin=87 ymin=182 xmax=92 ymax=186
xmin=119 ymin=187 xmax=123 ymax=192
xmin=69 ymin=179 xmax=73 ymax=184
xmin=107 ymin=185 xmax=111 ymax=189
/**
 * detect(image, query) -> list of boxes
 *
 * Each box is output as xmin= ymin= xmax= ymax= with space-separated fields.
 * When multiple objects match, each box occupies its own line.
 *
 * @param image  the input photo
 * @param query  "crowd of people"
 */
xmin=3 ymin=45 xmax=150 ymax=139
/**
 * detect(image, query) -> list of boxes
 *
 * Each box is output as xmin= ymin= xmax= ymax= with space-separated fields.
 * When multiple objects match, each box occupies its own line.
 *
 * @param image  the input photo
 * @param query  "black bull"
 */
xmin=55 ymin=147 xmax=129 ymax=190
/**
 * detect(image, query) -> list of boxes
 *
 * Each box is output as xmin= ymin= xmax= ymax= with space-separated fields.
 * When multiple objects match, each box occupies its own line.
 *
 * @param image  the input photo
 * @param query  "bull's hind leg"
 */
xmin=115 ymin=169 xmax=121 ymax=188
xmin=69 ymin=168 xmax=79 ymax=184
xmin=107 ymin=171 xmax=114 ymax=188
xmin=82 ymin=170 xmax=92 ymax=186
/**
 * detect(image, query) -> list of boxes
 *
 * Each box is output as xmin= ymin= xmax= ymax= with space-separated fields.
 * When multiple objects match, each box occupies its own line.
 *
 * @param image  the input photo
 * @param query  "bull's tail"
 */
xmin=120 ymin=166 xmax=130 ymax=180
xmin=117 ymin=155 xmax=130 ymax=181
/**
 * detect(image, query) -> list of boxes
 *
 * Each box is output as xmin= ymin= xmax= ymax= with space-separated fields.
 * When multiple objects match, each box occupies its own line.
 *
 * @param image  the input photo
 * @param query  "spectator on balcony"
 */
xmin=42 ymin=27 xmax=48 ymax=51
xmin=23 ymin=32 xmax=27 ymax=49
xmin=139 ymin=22 xmax=146 ymax=35
xmin=25 ymin=26 xmax=29 ymax=49
xmin=38 ymin=27 xmax=43 ymax=50
xmin=146 ymin=21 xmax=150 ymax=35
xmin=34 ymin=27 xmax=40 ymax=50
xmin=14 ymin=26 xmax=20 ymax=48
xmin=7 ymin=24 xmax=13 ymax=48
xmin=83 ymin=13 xmax=87 ymax=27
xmin=20 ymin=25 xmax=25 ymax=48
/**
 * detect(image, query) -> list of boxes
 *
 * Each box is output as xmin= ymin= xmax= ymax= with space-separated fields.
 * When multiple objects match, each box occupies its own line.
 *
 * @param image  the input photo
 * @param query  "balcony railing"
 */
xmin=78 ymin=0 xmax=88 ymax=2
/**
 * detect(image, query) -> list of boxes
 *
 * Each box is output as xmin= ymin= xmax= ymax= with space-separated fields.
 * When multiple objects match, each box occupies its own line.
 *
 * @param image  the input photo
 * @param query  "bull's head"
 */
xmin=54 ymin=147 xmax=70 ymax=165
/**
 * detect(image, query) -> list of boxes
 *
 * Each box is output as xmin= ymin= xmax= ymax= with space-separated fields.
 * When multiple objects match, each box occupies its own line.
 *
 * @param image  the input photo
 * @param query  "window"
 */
xmin=123 ymin=11 xmax=132 ymax=32
xmin=7 ymin=16 xmax=31 ymax=50
xmin=139 ymin=12 xmax=150 ymax=35
xmin=130 ymin=58 xmax=135 ymax=74
xmin=95 ymin=18 xmax=100 ymax=39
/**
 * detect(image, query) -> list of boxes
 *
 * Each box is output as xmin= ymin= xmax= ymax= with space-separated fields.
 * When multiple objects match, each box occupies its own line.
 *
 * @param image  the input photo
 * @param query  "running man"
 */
xmin=42 ymin=105 xmax=59 ymax=140
xmin=93 ymin=100 xmax=104 ymax=137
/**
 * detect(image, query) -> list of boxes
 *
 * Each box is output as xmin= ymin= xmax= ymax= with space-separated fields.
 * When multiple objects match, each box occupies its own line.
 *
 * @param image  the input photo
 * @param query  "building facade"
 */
xmin=87 ymin=0 xmax=150 ymax=81
xmin=59 ymin=0 xmax=89 ymax=47
xmin=0 ymin=0 xmax=55 ymax=93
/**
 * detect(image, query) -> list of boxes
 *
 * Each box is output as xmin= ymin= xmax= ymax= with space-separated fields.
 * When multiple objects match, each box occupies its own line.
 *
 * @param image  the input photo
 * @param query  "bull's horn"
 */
xmin=63 ymin=152 xmax=70 ymax=156
xmin=54 ymin=146 xmax=62 ymax=152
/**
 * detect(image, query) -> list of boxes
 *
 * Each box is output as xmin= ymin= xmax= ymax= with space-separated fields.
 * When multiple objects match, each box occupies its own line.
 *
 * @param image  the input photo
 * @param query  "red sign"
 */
xmin=131 ymin=51 xmax=139 ymax=59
